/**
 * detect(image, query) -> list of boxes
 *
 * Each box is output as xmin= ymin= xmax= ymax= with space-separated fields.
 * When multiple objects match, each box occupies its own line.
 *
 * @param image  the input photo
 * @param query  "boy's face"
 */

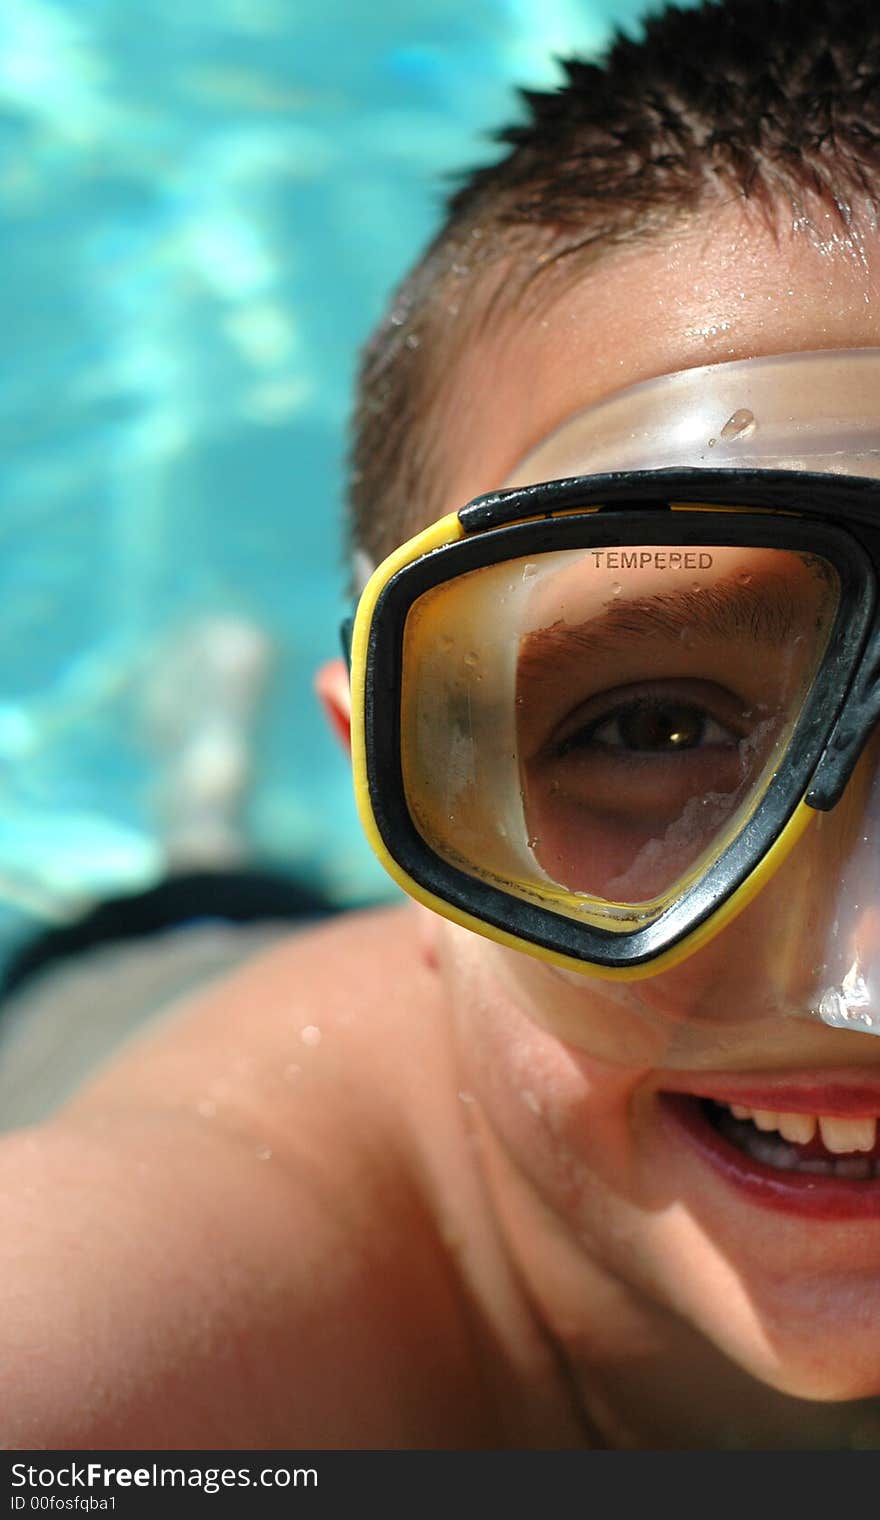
xmin=421 ymin=196 xmax=880 ymax=1405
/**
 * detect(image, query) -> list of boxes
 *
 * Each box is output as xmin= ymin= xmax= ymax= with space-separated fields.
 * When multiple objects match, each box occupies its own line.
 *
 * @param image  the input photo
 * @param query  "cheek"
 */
xmin=453 ymin=863 xmax=846 ymax=1073
xmin=434 ymin=923 xmax=722 ymax=1330
xmin=460 ymin=927 xmax=764 ymax=1073
xmin=435 ymin=920 xmax=648 ymax=1203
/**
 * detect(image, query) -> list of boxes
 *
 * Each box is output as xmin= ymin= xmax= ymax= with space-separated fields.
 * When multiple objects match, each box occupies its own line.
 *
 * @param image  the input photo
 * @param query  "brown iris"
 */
xmin=613 ymin=701 xmax=707 ymax=751
xmin=563 ymin=700 xmax=710 ymax=755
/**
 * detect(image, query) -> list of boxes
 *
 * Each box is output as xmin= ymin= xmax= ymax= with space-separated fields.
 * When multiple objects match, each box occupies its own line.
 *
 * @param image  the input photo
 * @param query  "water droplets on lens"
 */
xmin=720 ymin=407 xmax=757 ymax=441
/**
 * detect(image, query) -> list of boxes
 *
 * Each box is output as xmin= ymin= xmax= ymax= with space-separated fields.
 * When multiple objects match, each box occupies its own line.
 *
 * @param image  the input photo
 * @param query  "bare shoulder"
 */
xmin=0 ymin=908 xmax=509 ymax=1449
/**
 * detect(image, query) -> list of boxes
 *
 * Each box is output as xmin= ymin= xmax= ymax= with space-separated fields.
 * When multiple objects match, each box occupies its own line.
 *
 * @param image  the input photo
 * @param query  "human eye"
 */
xmin=536 ymin=678 xmax=754 ymax=819
xmin=556 ymin=688 xmax=743 ymax=758
xmin=519 ymin=677 xmax=771 ymax=901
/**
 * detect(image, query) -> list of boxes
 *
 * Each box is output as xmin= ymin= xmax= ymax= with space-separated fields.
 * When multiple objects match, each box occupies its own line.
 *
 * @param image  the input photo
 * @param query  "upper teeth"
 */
xmin=727 ymin=1104 xmax=877 ymax=1154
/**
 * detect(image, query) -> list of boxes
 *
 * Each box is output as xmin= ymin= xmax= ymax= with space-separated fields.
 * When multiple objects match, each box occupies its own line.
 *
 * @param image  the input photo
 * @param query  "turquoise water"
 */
xmin=0 ymin=0 xmax=655 ymax=971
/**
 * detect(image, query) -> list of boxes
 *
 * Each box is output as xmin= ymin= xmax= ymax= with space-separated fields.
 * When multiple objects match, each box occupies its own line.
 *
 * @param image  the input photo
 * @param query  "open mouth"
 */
xmin=706 ymin=1100 xmax=880 ymax=1179
xmin=660 ymin=1092 xmax=880 ymax=1218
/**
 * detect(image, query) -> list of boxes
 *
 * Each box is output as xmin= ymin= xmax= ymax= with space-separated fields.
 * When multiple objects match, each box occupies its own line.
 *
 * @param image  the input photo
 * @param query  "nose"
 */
xmin=677 ymin=732 xmax=880 ymax=1039
xmin=795 ymin=735 xmax=880 ymax=1034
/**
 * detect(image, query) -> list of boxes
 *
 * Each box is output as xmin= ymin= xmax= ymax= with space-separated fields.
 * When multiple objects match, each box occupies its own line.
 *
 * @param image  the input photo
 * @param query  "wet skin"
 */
xmin=414 ymin=193 xmax=880 ymax=1438
xmin=7 ymin=196 xmax=880 ymax=1449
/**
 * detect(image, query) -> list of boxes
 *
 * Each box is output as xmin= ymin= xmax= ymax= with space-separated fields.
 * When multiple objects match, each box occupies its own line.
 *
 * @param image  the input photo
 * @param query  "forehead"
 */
xmin=436 ymin=197 xmax=880 ymax=514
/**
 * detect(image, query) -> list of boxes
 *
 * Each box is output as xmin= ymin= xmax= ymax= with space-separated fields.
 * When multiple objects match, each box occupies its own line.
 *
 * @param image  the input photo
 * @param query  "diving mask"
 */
xmin=347 ymin=349 xmax=880 ymax=1042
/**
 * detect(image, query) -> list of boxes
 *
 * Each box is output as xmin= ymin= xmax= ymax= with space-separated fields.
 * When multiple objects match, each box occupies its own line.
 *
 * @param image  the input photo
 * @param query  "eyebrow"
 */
xmin=517 ymin=575 xmax=808 ymax=680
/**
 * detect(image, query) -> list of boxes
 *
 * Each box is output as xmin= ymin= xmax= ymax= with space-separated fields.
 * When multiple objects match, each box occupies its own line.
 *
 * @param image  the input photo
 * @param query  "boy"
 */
xmin=6 ymin=0 xmax=880 ymax=1449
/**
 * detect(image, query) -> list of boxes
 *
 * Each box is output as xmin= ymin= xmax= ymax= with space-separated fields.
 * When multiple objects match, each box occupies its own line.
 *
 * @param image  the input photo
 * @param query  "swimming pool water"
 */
xmin=0 ymin=0 xmax=657 ymax=974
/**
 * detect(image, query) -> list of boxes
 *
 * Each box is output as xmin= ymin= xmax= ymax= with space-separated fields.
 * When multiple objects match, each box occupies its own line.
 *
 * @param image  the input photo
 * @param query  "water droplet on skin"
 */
xmin=521 ymin=1089 xmax=542 ymax=1115
xmin=528 ymin=835 xmax=541 ymax=848
xmin=284 ymin=1063 xmax=302 ymax=1081
xmin=720 ymin=407 xmax=757 ymax=441
xmin=611 ymin=582 xmax=622 ymax=597
xmin=548 ymin=780 xmax=560 ymax=795
xmin=522 ymin=563 xmax=538 ymax=580
xmin=707 ymin=437 xmax=717 ymax=447
xmin=464 ymin=651 xmax=479 ymax=667
xmin=301 ymin=1025 xmax=322 ymax=1047
xmin=458 ymin=1090 xmax=476 ymax=1104
xmin=256 ymin=1146 xmax=273 ymax=1161
xmin=439 ymin=635 xmax=453 ymax=653
xmin=737 ymin=572 xmax=752 ymax=586
xmin=404 ymin=333 xmax=420 ymax=350
xmin=691 ymin=581 xmax=702 ymax=593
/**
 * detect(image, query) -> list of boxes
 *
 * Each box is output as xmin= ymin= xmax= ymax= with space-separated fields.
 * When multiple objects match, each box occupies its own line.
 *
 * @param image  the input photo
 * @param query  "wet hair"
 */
xmin=347 ymin=0 xmax=880 ymax=578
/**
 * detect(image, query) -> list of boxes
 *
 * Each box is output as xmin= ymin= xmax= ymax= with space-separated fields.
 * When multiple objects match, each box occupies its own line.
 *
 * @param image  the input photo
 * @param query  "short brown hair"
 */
xmin=347 ymin=0 xmax=880 ymax=578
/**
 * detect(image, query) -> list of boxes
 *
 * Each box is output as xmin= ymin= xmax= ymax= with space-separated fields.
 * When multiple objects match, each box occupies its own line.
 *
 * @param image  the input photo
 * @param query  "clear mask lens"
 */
xmin=400 ymin=541 xmax=839 ymax=928
xmin=354 ymin=349 xmax=880 ymax=1058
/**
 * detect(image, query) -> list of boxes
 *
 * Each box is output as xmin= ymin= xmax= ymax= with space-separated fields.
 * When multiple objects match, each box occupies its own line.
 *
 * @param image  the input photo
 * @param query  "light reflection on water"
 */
xmin=0 ymin=0 xmax=648 ymax=967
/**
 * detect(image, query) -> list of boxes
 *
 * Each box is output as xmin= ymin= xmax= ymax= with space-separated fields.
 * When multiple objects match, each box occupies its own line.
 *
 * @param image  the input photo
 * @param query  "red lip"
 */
xmin=660 ymin=1093 xmax=880 ymax=1220
xmin=659 ymin=1072 xmax=880 ymax=1118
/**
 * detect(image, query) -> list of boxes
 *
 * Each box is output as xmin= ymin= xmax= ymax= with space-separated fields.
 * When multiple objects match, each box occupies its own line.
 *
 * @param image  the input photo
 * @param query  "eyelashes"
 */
xmin=558 ymin=698 xmax=737 ymax=757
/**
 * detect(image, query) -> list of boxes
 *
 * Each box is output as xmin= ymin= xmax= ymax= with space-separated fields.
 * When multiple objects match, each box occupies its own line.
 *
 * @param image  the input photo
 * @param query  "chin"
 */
xmin=735 ymin=1302 xmax=880 ymax=1405
xmin=733 ymin=1334 xmax=880 ymax=1406
xmin=648 ymin=1208 xmax=880 ymax=1404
